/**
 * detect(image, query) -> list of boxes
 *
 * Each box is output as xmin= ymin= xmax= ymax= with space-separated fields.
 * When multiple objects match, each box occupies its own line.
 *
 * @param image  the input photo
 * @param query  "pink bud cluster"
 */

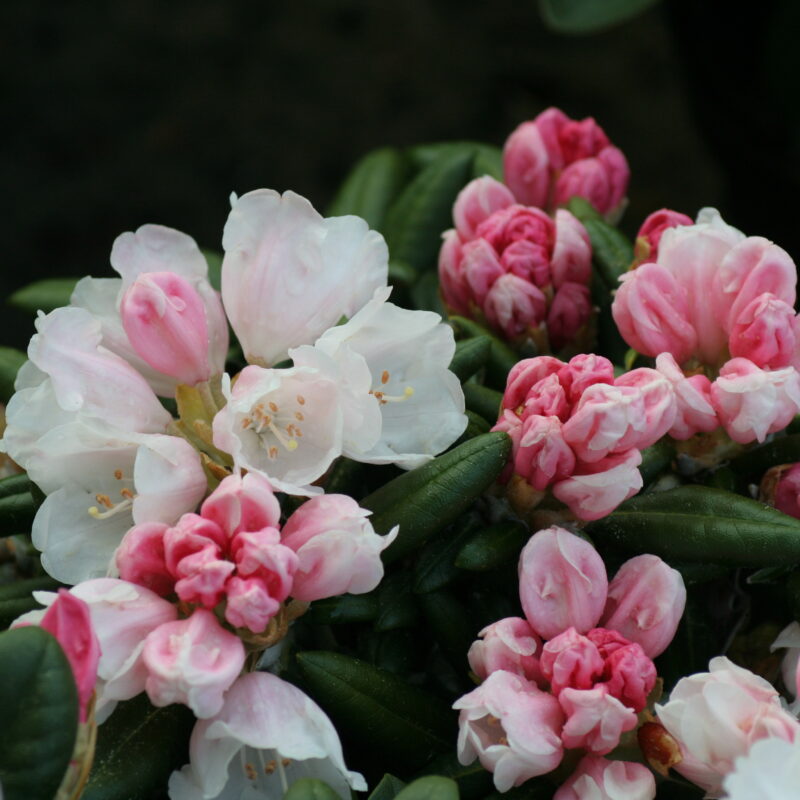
xmin=439 ymin=182 xmax=592 ymax=348
xmin=503 ymin=107 xmax=629 ymax=220
xmin=455 ymin=527 xmax=684 ymax=795
xmin=492 ymin=354 xmax=676 ymax=521
xmin=614 ymin=209 xmax=800 ymax=445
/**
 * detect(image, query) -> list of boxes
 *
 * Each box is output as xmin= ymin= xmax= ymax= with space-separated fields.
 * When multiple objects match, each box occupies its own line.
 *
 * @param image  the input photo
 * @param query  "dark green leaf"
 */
xmin=361 ymin=432 xmax=511 ymax=563
xmin=324 ymin=457 xmax=368 ymax=497
xmin=295 ymin=651 xmax=455 ymax=772
xmin=449 ymin=337 xmax=491 ymax=383
xmin=455 ymin=521 xmax=529 ymax=572
xmin=389 ymin=260 xmax=419 ymax=287
xmin=368 ymin=774 xmax=407 ymax=800
xmin=376 ymin=572 xmax=419 ymax=631
xmin=414 ymin=515 xmax=480 ymax=593
xmin=456 ymin=411 xmax=491 ymax=445
xmin=383 ymin=149 xmax=474 ymax=272
xmin=583 ymin=219 xmax=634 ymax=288
xmin=729 ymin=434 xmax=800 ymax=480
xmin=0 ymin=347 xmax=26 ymax=403
xmin=83 ymin=694 xmax=194 ymax=800
xmin=201 ymin=249 xmax=223 ymax=291
xmin=416 ymin=753 xmax=492 ymax=800
xmin=411 ymin=272 xmax=446 ymax=315
xmin=566 ymin=197 xmax=603 ymax=223
xmin=308 ymin=593 xmax=379 ymax=625
xmin=408 ymin=141 xmax=483 ymax=171
xmin=463 ymin=384 xmax=502 ymax=424
xmin=638 ymin=439 xmax=674 ymax=486
xmin=587 ymin=486 xmax=800 ymax=565
xmin=539 ymin=0 xmax=661 ymax=34
xmin=0 ymin=487 xmax=36 ymax=535
xmin=0 ymin=626 xmax=78 ymax=800
xmin=0 ymin=577 xmax=61 ymax=629
xmin=395 ymin=776 xmax=459 ymax=800
xmin=0 ymin=474 xmax=32 ymax=500
xmin=328 ymin=148 xmax=410 ymax=230
xmin=471 ymin=146 xmax=504 ymax=182
xmin=418 ymin=591 xmax=475 ymax=675
xmin=449 ymin=317 xmax=517 ymax=390
xmin=284 ymin=778 xmax=342 ymax=800
xmin=8 ymin=278 xmax=80 ymax=314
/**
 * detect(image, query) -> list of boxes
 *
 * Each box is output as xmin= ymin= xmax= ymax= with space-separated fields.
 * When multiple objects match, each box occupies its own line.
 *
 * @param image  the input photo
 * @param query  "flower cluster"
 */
xmin=454 ymin=527 xmax=685 ymax=796
xmin=492 ymin=354 xmax=675 ymax=521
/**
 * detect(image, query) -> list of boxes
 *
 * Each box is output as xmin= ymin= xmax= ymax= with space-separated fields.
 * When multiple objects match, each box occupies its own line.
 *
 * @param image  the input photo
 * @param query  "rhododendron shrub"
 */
xmin=2 ymin=110 xmax=800 ymax=800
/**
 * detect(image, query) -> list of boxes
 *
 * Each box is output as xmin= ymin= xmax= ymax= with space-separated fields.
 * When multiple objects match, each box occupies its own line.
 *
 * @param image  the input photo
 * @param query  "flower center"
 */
xmin=241 ymin=396 xmax=306 ymax=460
xmin=87 ymin=470 xmax=136 ymax=519
xmin=370 ymin=369 xmax=415 ymax=406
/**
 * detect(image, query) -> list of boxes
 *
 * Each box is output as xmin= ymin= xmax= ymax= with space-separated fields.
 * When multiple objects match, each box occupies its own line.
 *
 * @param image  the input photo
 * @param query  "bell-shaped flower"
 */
xmin=518 ymin=526 xmax=608 ymax=641
xmin=710 ymin=358 xmax=800 ymax=444
xmin=722 ymin=736 xmax=800 ymax=800
xmin=600 ymin=554 xmax=686 ymax=658
xmin=168 ymin=671 xmax=366 ymax=800
xmin=467 ymin=617 xmax=543 ymax=685
xmin=454 ymin=670 xmax=565 ymax=792
xmin=212 ymin=363 xmax=345 ymax=496
xmin=299 ymin=288 xmax=467 ymax=470
xmin=554 ymin=756 xmax=656 ymax=800
xmin=220 ymin=189 xmax=388 ymax=366
xmin=142 ymin=608 xmax=246 ymax=719
xmin=280 ymin=494 xmax=397 ymax=602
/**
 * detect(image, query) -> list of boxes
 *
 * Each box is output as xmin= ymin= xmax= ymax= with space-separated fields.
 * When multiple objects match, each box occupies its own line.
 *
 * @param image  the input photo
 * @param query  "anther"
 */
xmin=296 ymin=395 xmax=306 ymax=405
xmin=295 ymin=411 xmax=304 ymax=421
xmin=264 ymin=760 xmax=277 ymax=775
xmin=120 ymin=488 xmax=134 ymax=500
xmin=114 ymin=469 xmax=123 ymax=480
xmin=381 ymin=370 xmax=390 ymax=384
xmin=268 ymin=401 xmax=279 ymax=413
xmin=95 ymin=494 xmax=113 ymax=508
xmin=281 ymin=758 xmax=291 ymax=767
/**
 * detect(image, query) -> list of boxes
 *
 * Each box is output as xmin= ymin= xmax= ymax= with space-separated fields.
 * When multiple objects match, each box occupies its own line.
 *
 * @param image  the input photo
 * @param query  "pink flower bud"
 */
xmin=121 ymin=271 xmax=219 ymax=386
xmin=438 ymin=229 xmax=470 ymax=315
xmin=116 ymin=522 xmax=174 ymax=597
xmin=453 ymin=670 xmax=565 ymax=792
xmin=600 ymin=641 xmax=656 ymax=712
xmin=562 ymin=383 xmax=647 ymax=464
xmin=200 ymin=472 xmax=282 ymax=540
xmin=547 ymin=282 xmax=592 ymax=351
xmin=711 ymin=358 xmax=800 ymax=443
xmin=553 ymin=160 xmax=611 ymax=215
xmin=230 ymin=528 xmax=297 ymax=605
xmin=163 ymin=513 xmax=227 ymax=572
xmin=40 ymin=590 xmax=100 ymax=721
xmin=514 ymin=415 xmax=575 ymax=490
xmin=559 ymin=686 xmax=638 ymax=754
xmin=500 ymin=239 xmax=551 ymax=288
xmin=461 ymin=239 xmax=505 ymax=306
xmin=483 ymin=274 xmax=547 ymax=340
xmin=552 ymin=448 xmax=643 ymax=522
xmin=224 ymin=576 xmax=281 ymax=633
xmin=558 ymin=118 xmax=610 ymax=163
xmin=280 ymin=494 xmax=396 ymax=601
xmin=554 ymin=756 xmax=656 ymax=800
xmin=519 ymin=527 xmax=608 ymax=640
xmin=551 ymin=210 xmax=592 ymax=289
xmin=519 ymin=374 xmax=570 ymax=421
xmin=468 ymin=617 xmax=543 ymax=684
xmin=655 ymin=353 xmax=718 ymax=440
xmin=614 ymin=367 xmax=677 ymax=451
xmin=142 ymin=608 xmax=245 ymax=718
xmin=503 ymin=121 xmax=552 ymax=208
xmin=595 ymin=146 xmax=630 ymax=217
xmin=774 ymin=464 xmax=800 ymax=519
xmin=502 ymin=357 xmax=566 ymax=414
xmin=601 ymin=554 xmax=686 ymax=658
xmin=558 ymin=354 xmax=615 ymax=406
xmin=540 ymin=628 xmax=604 ymax=697
xmin=635 ymin=208 xmax=693 ymax=263
xmin=453 ymin=176 xmax=516 ymax=240
xmin=474 ymin=205 xmax=555 ymax=256
xmin=613 ymin=263 xmax=697 ymax=364
xmin=729 ymin=293 xmax=798 ymax=369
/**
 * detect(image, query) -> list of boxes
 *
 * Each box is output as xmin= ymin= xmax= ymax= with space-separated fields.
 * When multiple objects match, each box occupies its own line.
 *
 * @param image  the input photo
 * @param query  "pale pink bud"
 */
xmin=224 ymin=576 xmax=280 ymax=633
xmin=483 ymin=274 xmax=547 ymax=340
xmin=547 ymin=283 xmax=592 ymax=351
xmin=200 ymin=472 xmax=282 ymax=540
xmin=562 ymin=383 xmax=647 ymax=464
xmin=519 ymin=374 xmax=570 ymax=421
xmin=280 ymin=494 xmax=396 ymax=601
xmin=230 ymin=528 xmax=297 ymax=602
xmin=729 ymin=293 xmax=798 ymax=369
xmin=539 ymin=628 xmax=604 ymax=697
xmin=163 ymin=513 xmax=227 ymax=572
xmin=519 ymin=526 xmax=608 ymax=640
xmin=654 ymin=353 xmax=718 ymax=440
xmin=500 ymin=239 xmax=551 ymax=288
xmin=601 ymin=641 xmax=657 ymax=712
xmin=502 ymin=356 xmax=566 ymax=413
xmin=614 ymin=367 xmax=677 ymax=451
xmin=142 ymin=608 xmax=246 ymax=718
xmin=551 ymin=210 xmax=592 ymax=289
xmin=461 ymin=238 xmax=505 ymax=305
xmin=438 ymin=229 xmax=470 ymax=315
xmin=468 ymin=617 xmax=543 ymax=684
xmin=474 ymin=205 xmax=555 ymax=256
xmin=40 ymin=590 xmax=100 ymax=721
xmin=601 ymin=554 xmax=686 ymax=658
xmin=514 ymin=415 xmax=575 ymax=490
xmin=774 ymin=464 xmax=800 ymax=519
xmin=453 ymin=176 xmax=516 ymax=240
xmin=116 ymin=522 xmax=174 ymax=597
xmin=453 ymin=670 xmax=565 ymax=792
xmin=121 ymin=271 xmax=217 ymax=386
xmin=613 ymin=264 xmax=697 ymax=364
xmin=558 ymin=354 xmax=615 ymax=406
xmin=552 ymin=448 xmax=643 ymax=522
xmin=559 ymin=686 xmax=638 ymax=754
xmin=711 ymin=358 xmax=800 ymax=443
xmin=554 ymin=756 xmax=656 ymax=800
xmin=503 ymin=121 xmax=552 ymax=208
xmin=635 ymin=208 xmax=693 ymax=263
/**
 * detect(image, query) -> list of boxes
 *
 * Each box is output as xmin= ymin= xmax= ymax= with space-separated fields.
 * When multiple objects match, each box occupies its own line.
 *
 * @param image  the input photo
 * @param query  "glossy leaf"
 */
xmin=0 ymin=346 xmax=26 ymax=402
xmin=8 ymin=278 xmax=80 ymax=314
xmin=284 ymin=778 xmax=342 ymax=800
xmin=308 ymin=593 xmax=379 ymax=625
xmin=416 ymin=753 xmax=493 ymax=800
xmin=449 ymin=337 xmax=491 ymax=383
xmin=462 ymin=384 xmax=502 ymax=424
xmin=449 ymin=316 xmax=517 ymax=390
xmin=729 ymin=434 xmax=800 ymax=480
xmin=414 ymin=515 xmax=481 ymax=593
xmin=368 ymin=774 xmax=407 ymax=800
xmin=539 ymin=0 xmax=661 ymax=34
xmin=455 ymin=521 xmax=529 ymax=572
xmin=395 ymin=776 xmax=460 ymax=800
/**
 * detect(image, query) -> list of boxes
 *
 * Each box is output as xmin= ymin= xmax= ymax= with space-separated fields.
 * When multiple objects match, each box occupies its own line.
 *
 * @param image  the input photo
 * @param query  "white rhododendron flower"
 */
xmin=723 ymin=737 xmax=800 ymax=800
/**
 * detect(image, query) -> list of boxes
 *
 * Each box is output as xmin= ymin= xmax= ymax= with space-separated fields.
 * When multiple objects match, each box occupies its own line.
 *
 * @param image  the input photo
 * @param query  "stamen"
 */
xmin=498 ymin=736 xmax=509 ymax=746
xmin=371 ymin=386 xmax=415 ymax=406
xmin=276 ymin=756 xmax=290 ymax=794
xmin=244 ymin=762 xmax=258 ymax=781
xmin=381 ymin=370 xmax=390 ymax=384
xmin=269 ymin=446 xmax=279 ymax=459
xmin=113 ymin=469 xmax=123 ymax=480
xmin=487 ymin=715 xmax=501 ymax=726
xmin=95 ymin=494 xmax=113 ymax=508
xmin=281 ymin=758 xmax=291 ymax=767
xmin=264 ymin=760 xmax=277 ymax=775
xmin=88 ymin=497 xmax=134 ymax=520
xmin=241 ymin=417 xmax=252 ymax=429
xmin=268 ymin=401 xmax=279 ymax=413
xmin=296 ymin=394 xmax=306 ymax=405
xmin=268 ymin=420 xmax=298 ymax=452
xmin=295 ymin=411 xmax=304 ymax=421
xmin=120 ymin=488 xmax=134 ymax=500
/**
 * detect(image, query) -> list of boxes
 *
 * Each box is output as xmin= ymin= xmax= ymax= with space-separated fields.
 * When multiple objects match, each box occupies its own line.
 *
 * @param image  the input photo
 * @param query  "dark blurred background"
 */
xmin=2 ymin=0 xmax=798 ymax=349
